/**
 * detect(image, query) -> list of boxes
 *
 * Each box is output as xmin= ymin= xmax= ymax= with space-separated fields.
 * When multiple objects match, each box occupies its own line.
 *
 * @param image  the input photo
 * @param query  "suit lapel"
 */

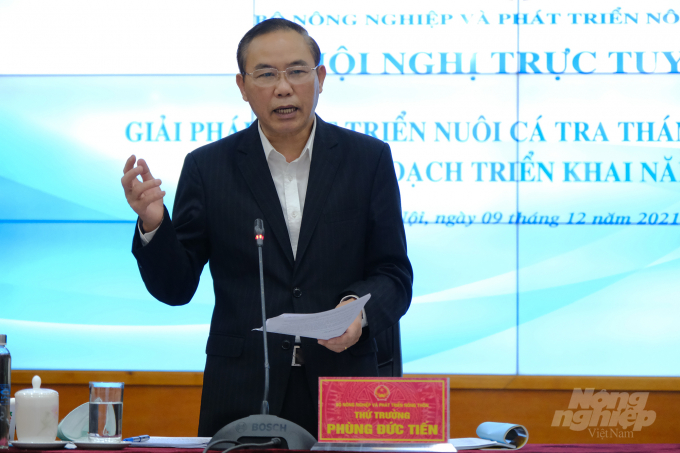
xmin=236 ymin=121 xmax=295 ymax=264
xmin=295 ymin=117 xmax=342 ymax=268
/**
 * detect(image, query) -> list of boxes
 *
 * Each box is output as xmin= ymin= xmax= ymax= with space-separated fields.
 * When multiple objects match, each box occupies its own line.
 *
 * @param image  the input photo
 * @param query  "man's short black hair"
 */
xmin=237 ymin=18 xmax=321 ymax=76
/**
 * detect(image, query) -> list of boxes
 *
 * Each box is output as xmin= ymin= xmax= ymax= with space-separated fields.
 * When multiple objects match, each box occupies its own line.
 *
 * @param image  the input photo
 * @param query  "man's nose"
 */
xmin=273 ymin=72 xmax=293 ymax=95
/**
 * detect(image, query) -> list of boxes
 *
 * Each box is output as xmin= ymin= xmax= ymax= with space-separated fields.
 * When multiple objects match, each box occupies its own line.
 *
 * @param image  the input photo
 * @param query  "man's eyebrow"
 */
xmin=253 ymin=60 xmax=311 ymax=70
xmin=288 ymin=59 xmax=310 ymax=66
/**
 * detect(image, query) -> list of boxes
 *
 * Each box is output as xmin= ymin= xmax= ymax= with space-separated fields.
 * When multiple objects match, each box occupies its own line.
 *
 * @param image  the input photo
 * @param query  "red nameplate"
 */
xmin=318 ymin=377 xmax=449 ymax=443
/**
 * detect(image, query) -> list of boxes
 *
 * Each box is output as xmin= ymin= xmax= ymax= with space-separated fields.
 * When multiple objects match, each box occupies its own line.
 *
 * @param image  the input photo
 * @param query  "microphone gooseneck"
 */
xmin=255 ymin=219 xmax=270 ymax=415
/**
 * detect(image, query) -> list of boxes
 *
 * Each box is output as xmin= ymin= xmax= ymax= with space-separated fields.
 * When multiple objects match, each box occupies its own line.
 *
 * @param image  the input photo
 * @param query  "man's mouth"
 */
xmin=274 ymin=106 xmax=297 ymax=114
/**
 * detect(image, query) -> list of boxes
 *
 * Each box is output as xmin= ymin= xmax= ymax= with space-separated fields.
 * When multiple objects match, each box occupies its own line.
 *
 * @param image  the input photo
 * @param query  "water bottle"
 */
xmin=0 ymin=335 xmax=10 ymax=449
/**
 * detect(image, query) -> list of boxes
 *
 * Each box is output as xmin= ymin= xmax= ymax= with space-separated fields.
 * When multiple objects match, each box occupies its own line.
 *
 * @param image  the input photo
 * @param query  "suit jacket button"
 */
xmin=293 ymin=287 xmax=302 ymax=298
xmin=282 ymin=340 xmax=291 ymax=350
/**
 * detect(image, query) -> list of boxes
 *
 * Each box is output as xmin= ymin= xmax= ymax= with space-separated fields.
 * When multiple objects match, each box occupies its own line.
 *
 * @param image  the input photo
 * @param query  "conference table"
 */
xmin=7 ymin=445 xmax=680 ymax=453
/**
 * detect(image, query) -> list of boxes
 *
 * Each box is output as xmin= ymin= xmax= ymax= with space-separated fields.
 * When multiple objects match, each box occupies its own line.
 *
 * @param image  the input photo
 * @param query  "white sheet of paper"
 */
xmin=254 ymin=294 xmax=371 ymax=340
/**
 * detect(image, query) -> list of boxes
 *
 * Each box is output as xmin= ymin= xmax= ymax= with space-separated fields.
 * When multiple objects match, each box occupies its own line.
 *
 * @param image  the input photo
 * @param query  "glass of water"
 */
xmin=88 ymin=382 xmax=124 ymax=443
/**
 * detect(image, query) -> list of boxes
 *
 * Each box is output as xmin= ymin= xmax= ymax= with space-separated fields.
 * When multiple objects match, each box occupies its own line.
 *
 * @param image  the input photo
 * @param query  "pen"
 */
xmin=124 ymin=435 xmax=150 ymax=442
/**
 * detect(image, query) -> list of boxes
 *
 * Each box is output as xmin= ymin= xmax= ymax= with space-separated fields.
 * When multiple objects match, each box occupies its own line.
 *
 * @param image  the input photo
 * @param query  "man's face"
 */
xmin=236 ymin=30 xmax=326 ymax=140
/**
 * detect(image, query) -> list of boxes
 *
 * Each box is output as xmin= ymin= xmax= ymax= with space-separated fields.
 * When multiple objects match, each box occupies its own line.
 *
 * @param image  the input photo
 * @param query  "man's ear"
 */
xmin=236 ymin=74 xmax=248 ymax=102
xmin=317 ymin=65 xmax=327 ymax=94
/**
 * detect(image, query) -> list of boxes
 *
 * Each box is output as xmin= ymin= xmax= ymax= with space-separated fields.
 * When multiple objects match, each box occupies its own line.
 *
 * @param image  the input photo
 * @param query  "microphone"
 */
xmin=207 ymin=219 xmax=316 ymax=450
xmin=255 ymin=218 xmax=264 ymax=247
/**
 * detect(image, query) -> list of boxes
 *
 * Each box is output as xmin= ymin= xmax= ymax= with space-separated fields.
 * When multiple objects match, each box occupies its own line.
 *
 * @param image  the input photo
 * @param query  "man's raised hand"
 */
xmin=121 ymin=155 xmax=165 ymax=232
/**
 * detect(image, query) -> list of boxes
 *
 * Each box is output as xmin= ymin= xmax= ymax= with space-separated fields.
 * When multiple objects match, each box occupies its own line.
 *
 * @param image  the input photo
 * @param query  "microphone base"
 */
xmin=210 ymin=414 xmax=316 ymax=450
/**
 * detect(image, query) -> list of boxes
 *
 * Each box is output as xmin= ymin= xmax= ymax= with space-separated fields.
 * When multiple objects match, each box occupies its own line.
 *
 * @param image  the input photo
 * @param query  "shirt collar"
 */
xmin=258 ymin=116 xmax=316 ymax=162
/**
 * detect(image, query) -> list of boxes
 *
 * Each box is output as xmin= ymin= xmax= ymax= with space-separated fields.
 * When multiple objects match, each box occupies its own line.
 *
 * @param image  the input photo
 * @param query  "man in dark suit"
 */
xmin=121 ymin=19 xmax=412 ymax=437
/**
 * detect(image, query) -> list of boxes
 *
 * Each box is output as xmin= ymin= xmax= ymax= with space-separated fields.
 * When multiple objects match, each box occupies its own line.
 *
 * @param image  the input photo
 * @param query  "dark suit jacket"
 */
xmin=132 ymin=116 xmax=413 ymax=436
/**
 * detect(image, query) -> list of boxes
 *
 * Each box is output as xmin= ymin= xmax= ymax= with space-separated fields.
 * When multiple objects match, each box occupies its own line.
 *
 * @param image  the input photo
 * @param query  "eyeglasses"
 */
xmin=244 ymin=65 xmax=319 ymax=87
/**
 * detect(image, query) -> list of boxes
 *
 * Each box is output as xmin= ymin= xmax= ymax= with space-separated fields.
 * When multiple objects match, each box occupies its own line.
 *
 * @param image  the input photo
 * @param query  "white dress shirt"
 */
xmin=258 ymin=118 xmax=314 ymax=259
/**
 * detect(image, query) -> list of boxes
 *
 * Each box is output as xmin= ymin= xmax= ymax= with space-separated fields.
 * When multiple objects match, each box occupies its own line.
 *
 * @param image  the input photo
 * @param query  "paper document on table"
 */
xmin=254 ymin=294 xmax=370 ymax=340
xmin=129 ymin=437 xmax=210 ymax=448
xmin=448 ymin=422 xmax=528 ymax=450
